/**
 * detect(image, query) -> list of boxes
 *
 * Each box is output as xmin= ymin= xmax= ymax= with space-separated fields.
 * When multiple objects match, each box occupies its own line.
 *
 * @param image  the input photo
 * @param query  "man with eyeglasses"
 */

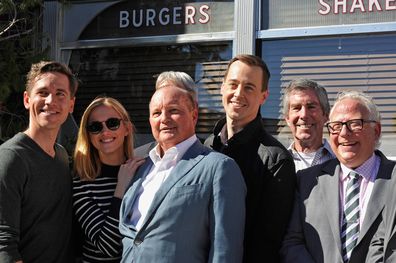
xmin=281 ymin=90 xmax=395 ymax=263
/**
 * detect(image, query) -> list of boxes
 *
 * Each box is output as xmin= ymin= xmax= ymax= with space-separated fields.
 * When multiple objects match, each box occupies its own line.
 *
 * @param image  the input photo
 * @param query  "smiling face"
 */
xmin=285 ymin=89 xmax=328 ymax=152
xmin=149 ymin=86 xmax=198 ymax=155
xmin=88 ymin=104 xmax=130 ymax=164
xmin=329 ymin=98 xmax=381 ymax=168
xmin=221 ymin=60 xmax=268 ymax=129
xmin=23 ymin=72 xmax=75 ymax=133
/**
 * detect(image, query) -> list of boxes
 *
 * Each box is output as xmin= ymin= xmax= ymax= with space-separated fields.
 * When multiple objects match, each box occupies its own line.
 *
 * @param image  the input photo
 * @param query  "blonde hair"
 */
xmin=73 ymin=97 xmax=134 ymax=180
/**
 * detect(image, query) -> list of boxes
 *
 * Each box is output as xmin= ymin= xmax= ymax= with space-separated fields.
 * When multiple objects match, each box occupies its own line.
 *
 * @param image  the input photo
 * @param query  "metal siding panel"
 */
xmin=261 ymin=34 xmax=396 ymax=136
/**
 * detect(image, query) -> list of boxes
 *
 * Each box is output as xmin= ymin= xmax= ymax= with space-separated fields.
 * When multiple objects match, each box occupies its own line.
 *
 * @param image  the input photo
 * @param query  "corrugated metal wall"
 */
xmin=261 ymin=34 xmax=396 ymax=135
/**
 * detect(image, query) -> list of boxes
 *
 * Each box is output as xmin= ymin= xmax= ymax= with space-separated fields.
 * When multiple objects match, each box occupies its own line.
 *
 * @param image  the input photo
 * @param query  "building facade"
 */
xmin=44 ymin=0 xmax=396 ymax=156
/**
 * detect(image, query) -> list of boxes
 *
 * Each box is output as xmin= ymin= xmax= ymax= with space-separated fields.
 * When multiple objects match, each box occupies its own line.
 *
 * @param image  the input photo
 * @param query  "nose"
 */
xmin=160 ymin=110 xmax=170 ymax=123
xmin=338 ymin=123 xmax=350 ymax=136
xmin=299 ymin=106 xmax=308 ymax=118
xmin=45 ymin=93 xmax=54 ymax=104
xmin=234 ymin=85 xmax=243 ymax=97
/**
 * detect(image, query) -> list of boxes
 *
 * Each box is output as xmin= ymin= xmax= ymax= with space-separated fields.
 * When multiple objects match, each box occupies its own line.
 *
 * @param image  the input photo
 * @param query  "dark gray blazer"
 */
xmin=119 ymin=140 xmax=246 ymax=263
xmin=281 ymin=151 xmax=395 ymax=263
xmin=366 ymin=163 xmax=396 ymax=262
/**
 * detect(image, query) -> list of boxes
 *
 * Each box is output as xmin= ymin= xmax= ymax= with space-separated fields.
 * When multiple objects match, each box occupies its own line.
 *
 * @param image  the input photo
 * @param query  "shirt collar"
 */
xmin=340 ymin=153 xmax=378 ymax=182
xmin=288 ymin=139 xmax=333 ymax=155
xmin=149 ymin=134 xmax=198 ymax=165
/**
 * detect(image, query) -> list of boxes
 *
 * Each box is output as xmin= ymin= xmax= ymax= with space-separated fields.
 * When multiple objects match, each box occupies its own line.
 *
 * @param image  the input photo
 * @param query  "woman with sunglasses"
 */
xmin=73 ymin=96 xmax=144 ymax=262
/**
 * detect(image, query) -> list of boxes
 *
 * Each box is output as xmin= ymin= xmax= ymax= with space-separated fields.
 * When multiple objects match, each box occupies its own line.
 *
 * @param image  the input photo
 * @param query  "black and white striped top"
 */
xmin=73 ymin=164 xmax=122 ymax=263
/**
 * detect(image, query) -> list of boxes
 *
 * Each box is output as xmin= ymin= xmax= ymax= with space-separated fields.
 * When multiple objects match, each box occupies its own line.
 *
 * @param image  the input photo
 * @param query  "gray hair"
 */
xmin=155 ymin=71 xmax=197 ymax=108
xmin=330 ymin=90 xmax=381 ymax=147
xmin=330 ymin=90 xmax=381 ymax=122
xmin=282 ymin=78 xmax=330 ymax=117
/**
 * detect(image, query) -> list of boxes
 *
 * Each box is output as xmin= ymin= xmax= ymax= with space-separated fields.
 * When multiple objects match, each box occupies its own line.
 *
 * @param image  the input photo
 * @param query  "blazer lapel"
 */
xmin=358 ymin=152 xmax=395 ymax=244
xmin=139 ymin=141 xmax=208 ymax=230
xmin=121 ymin=158 xmax=154 ymax=232
xmin=320 ymin=161 xmax=343 ymax=256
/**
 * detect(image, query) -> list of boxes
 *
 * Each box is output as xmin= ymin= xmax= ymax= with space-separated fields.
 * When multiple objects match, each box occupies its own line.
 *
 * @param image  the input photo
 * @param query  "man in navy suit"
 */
xmin=119 ymin=71 xmax=246 ymax=263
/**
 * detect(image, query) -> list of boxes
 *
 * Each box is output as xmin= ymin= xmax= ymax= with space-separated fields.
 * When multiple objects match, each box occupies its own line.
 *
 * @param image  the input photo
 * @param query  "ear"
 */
xmin=220 ymin=83 xmax=225 ymax=95
xmin=23 ymin=91 xmax=30 ymax=110
xmin=285 ymin=114 xmax=291 ymax=127
xmin=259 ymin=89 xmax=269 ymax=105
xmin=124 ymin=121 xmax=132 ymax=137
xmin=374 ymin=122 xmax=381 ymax=140
xmin=192 ymin=107 xmax=199 ymax=126
xmin=69 ymin=97 xmax=75 ymax=113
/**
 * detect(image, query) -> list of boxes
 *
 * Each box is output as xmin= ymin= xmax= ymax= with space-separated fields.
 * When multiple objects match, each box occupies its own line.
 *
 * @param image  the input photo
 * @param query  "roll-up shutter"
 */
xmin=68 ymin=42 xmax=231 ymax=142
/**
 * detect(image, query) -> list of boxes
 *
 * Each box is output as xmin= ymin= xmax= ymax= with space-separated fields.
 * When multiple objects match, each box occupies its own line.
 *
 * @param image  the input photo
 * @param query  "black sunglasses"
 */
xmin=87 ymin=118 xmax=122 ymax=134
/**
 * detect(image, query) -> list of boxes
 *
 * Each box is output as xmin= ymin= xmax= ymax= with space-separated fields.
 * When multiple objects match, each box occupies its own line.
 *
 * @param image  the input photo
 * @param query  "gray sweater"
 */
xmin=0 ymin=133 xmax=73 ymax=263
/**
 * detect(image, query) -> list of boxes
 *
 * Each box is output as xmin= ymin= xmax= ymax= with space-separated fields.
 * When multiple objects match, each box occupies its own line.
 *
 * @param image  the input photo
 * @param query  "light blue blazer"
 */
xmin=119 ymin=140 xmax=246 ymax=263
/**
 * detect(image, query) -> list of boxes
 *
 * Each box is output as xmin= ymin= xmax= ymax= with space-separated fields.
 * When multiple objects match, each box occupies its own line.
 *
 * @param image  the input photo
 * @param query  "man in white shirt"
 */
xmin=283 ymin=78 xmax=335 ymax=172
xmin=119 ymin=71 xmax=246 ymax=263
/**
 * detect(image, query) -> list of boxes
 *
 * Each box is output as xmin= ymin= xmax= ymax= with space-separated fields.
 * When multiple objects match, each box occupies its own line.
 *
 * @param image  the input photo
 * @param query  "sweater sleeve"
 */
xmin=0 ymin=149 xmax=25 ymax=263
xmin=73 ymin=178 xmax=122 ymax=257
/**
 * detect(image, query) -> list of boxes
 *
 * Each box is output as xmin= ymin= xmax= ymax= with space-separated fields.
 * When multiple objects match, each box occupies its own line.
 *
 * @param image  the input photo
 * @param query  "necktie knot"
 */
xmin=349 ymin=171 xmax=360 ymax=180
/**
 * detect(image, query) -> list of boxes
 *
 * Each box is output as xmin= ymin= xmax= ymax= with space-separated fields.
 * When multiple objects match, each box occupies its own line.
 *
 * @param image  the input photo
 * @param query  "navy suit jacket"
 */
xmin=119 ymin=140 xmax=246 ymax=263
xmin=281 ymin=151 xmax=395 ymax=263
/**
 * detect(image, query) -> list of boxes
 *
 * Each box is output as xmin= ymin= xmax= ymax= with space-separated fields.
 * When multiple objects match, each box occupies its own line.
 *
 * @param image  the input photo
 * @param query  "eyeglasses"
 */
xmin=87 ymin=118 xmax=122 ymax=134
xmin=326 ymin=119 xmax=376 ymax=134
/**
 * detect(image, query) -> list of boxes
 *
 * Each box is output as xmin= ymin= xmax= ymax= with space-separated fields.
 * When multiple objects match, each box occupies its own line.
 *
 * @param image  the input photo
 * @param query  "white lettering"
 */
xmin=173 ymin=6 xmax=182 ymax=24
xmin=334 ymin=0 xmax=347 ymax=13
xmin=132 ymin=9 xmax=143 ymax=27
xmin=159 ymin=8 xmax=170 ymax=25
xmin=119 ymin=11 xmax=129 ymax=28
xmin=199 ymin=5 xmax=210 ymax=23
xmin=185 ymin=6 xmax=196 ymax=24
xmin=386 ymin=0 xmax=396 ymax=10
xmin=118 ymin=5 xmax=213 ymax=28
xmin=350 ymin=0 xmax=366 ymax=12
xmin=318 ymin=0 xmax=331 ymax=14
xmin=146 ymin=9 xmax=156 ymax=26
xmin=369 ymin=0 xmax=382 ymax=11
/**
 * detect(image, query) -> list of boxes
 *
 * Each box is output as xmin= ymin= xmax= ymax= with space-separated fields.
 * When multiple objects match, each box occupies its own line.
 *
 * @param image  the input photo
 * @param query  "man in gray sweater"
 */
xmin=0 ymin=61 xmax=78 ymax=263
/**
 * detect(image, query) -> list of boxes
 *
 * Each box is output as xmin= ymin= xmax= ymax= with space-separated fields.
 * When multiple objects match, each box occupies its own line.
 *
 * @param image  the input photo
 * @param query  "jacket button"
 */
xmin=134 ymin=238 xmax=143 ymax=245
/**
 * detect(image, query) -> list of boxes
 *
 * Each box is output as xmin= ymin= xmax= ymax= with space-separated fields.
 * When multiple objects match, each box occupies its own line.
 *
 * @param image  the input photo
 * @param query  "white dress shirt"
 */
xmin=129 ymin=135 xmax=198 ymax=230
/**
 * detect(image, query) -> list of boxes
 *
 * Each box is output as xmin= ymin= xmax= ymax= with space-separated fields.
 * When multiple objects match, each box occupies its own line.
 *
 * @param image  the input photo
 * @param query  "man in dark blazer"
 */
xmin=205 ymin=54 xmax=296 ymax=263
xmin=366 ymin=167 xmax=396 ymax=262
xmin=281 ymin=90 xmax=395 ymax=263
xmin=119 ymin=72 xmax=246 ymax=263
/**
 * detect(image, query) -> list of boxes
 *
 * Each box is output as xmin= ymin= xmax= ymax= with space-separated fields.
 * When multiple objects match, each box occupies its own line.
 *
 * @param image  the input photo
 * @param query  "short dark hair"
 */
xmin=223 ymin=54 xmax=271 ymax=92
xmin=26 ymin=61 xmax=78 ymax=97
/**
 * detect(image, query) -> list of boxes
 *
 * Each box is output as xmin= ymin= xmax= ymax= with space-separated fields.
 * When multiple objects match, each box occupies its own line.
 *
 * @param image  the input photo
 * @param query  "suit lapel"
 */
xmin=121 ymin=158 xmax=154 ymax=232
xmin=320 ymin=161 xmax=343 ymax=256
xmin=139 ymin=141 xmax=208 ymax=230
xmin=358 ymin=153 xmax=395 ymax=244
xmin=388 ymin=178 xmax=396 ymax=239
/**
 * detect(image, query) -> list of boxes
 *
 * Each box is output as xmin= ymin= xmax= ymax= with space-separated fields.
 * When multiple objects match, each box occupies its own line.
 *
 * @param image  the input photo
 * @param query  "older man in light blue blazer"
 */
xmin=119 ymin=71 xmax=246 ymax=263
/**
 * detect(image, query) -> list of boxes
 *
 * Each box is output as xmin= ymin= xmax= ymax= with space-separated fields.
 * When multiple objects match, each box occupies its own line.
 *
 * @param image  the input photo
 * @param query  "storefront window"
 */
xmin=261 ymin=0 xmax=396 ymax=30
xmin=69 ymin=42 xmax=231 ymax=145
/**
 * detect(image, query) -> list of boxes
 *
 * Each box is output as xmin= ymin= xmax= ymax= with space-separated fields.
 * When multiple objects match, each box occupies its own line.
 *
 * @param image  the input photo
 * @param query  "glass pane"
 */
xmin=69 ymin=42 xmax=231 ymax=146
